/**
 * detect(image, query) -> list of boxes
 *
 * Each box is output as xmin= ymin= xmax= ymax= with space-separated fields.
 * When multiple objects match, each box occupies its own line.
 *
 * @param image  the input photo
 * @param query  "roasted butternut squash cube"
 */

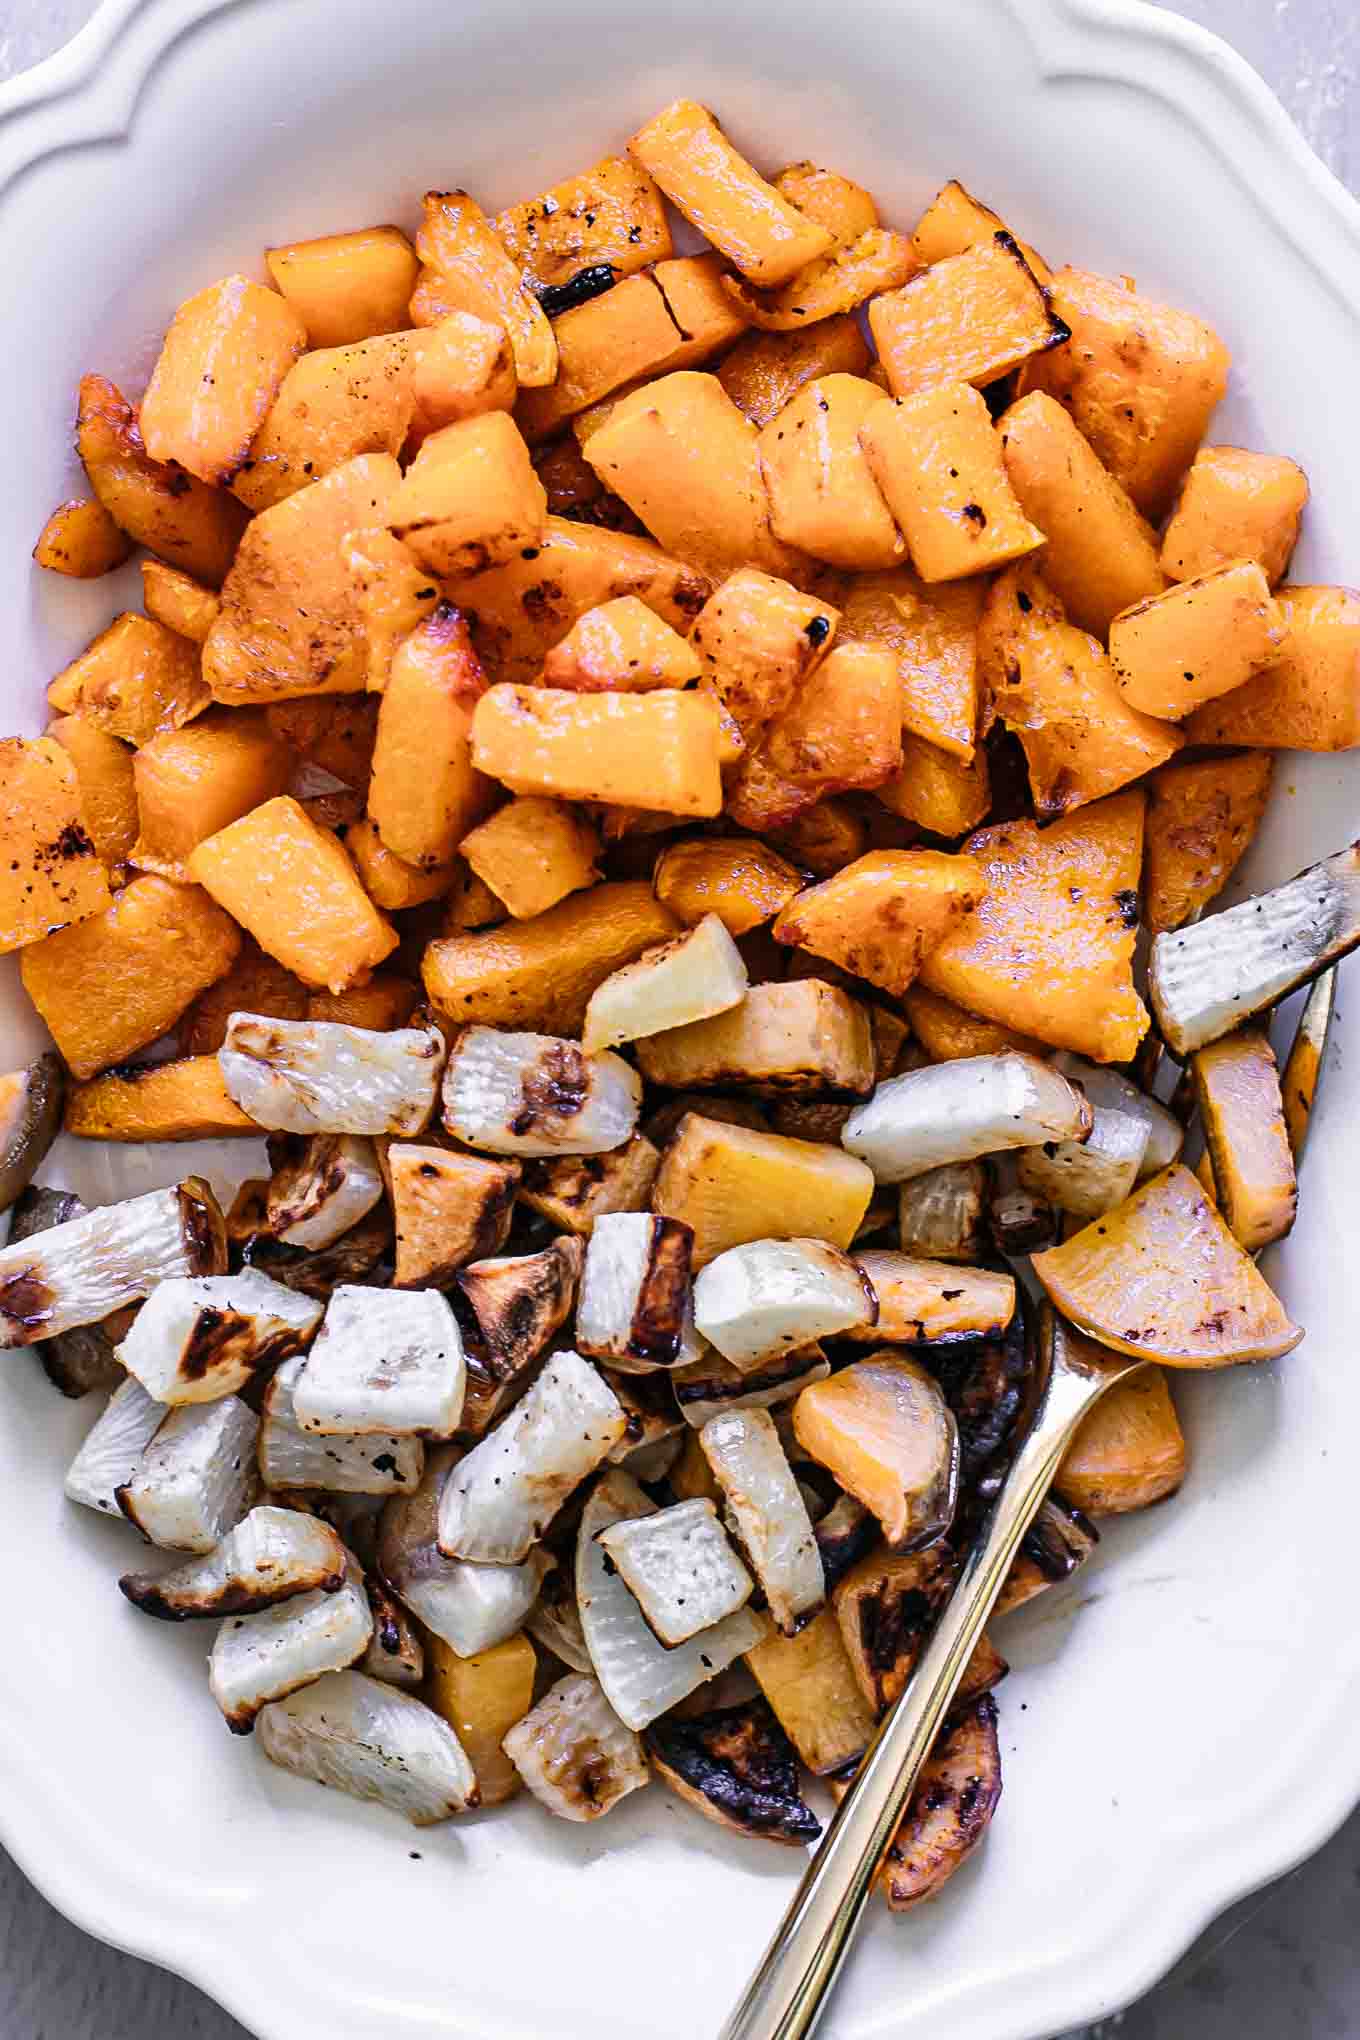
xmin=493 ymin=154 xmax=671 ymax=291
xmin=758 ymin=375 xmax=903 ymax=571
xmin=1192 ymin=1027 xmax=1297 ymax=1252
xmin=409 ymin=312 xmax=516 ymax=442
xmin=793 ymin=1354 xmax=958 ymax=1548
xmin=745 ymin=1606 xmax=875 ymax=1774
xmin=442 ymin=861 xmax=508 ymax=932
xmin=839 ymin=568 xmax=982 ymax=762
xmin=516 ymin=273 xmax=690 ymax=443
xmin=411 ymin=189 xmax=557 ymax=388
xmin=541 ymin=597 xmax=702 ymax=692
xmin=1109 ymin=561 xmax=1289 ymax=720
xmin=445 ymin=515 xmax=710 ymax=687
xmin=76 ymin=374 xmax=247 ymax=588
xmin=422 ymin=880 xmax=678 ymax=1035
xmin=722 ymin=230 xmax=917 ymax=334
xmin=910 ymin=179 xmax=1047 ymax=277
xmin=203 ymin=454 xmax=402 ymax=704
xmin=860 ymin=384 xmax=1044 ymax=584
xmin=1018 ymin=267 xmax=1230 ymax=520
xmin=628 ymin=100 xmax=834 ymax=288
xmin=140 ymin=560 xmax=220 ymax=645
xmin=998 ymin=389 xmax=1166 ymax=637
xmin=1142 ymin=750 xmax=1274 ymax=934
xmin=1181 ymin=585 xmax=1360 ymax=751
xmin=187 ymin=795 xmax=397 ymax=993
xmin=178 ymin=939 xmax=310 ymax=1055
xmin=32 ymin=496 xmax=131 ymax=578
xmin=718 ymin=314 xmax=871 ymax=428
xmin=1057 ymin=1363 xmax=1186 ymax=1516
xmin=767 ymin=798 xmax=868 ymax=879
xmin=870 ymin=235 xmax=1066 ymax=395
xmin=876 ymin=734 xmax=990 ymax=839
xmin=774 ymin=848 xmax=986 ymax=996
xmin=20 ymin=874 xmax=240 ymax=1078
xmin=460 ymin=797 xmax=599 ymax=920
xmin=726 ymin=643 xmax=901 ymax=833
xmin=519 ymin=1134 xmax=661 ymax=1237
xmin=306 ymin=975 xmax=420 ymax=1031
xmin=231 ymin=331 xmax=415 ymax=513
xmin=64 ymin=1055 xmax=257 ymax=1140
xmin=131 ymin=710 xmax=291 ymax=877
xmin=426 ymin=1632 xmax=536 ymax=1807
xmin=266 ymin=225 xmax=418 ymax=347
xmin=0 ymin=737 xmax=111 ymax=950
xmin=388 ymin=1142 xmax=519 ymax=1287
xmin=653 ymin=835 xmax=802 ymax=935
xmin=651 ymin=1111 xmax=874 ymax=1267
xmin=1161 ymin=445 xmax=1309 ymax=586
xmin=386 ymin=412 xmax=546 ymax=578
xmin=636 ymin=978 xmax=875 ymax=1095
xmin=919 ymin=791 xmax=1148 ymax=1063
xmin=652 ymin=253 xmax=751 ymax=368
xmin=345 ymin=818 xmax=458 ymax=910
xmin=45 ymin=717 xmax=138 ymax=868
xmin=470 ymin=684 xmax=722 ymax=818
xmin=901 ymin=984 xmax=1045 ymax=1062
xmin=366 ymin=604 xmax=493 ymax=869
xmin=266 ymin=695 xmax=379 ymax=790
xmin=139 ymin=275 xmax=306 ymax=484
xmin=773 ymin=162 xmax=879 ymax=240
xmin=690 ymin=568 xmax=839 ymax=750
xmin=49 ymin=614 xmax=210 ymax=745
xmin=341 ymin=529 xmax=442 ymax=694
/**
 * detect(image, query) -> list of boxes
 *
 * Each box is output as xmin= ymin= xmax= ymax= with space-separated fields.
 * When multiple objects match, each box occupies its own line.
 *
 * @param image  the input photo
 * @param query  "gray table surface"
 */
xmin=3 ymin=3 xmax=1358 ymax=2036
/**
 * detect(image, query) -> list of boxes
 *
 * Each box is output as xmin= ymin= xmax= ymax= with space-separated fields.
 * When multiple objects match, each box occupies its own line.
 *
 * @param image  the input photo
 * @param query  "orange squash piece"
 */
xmin=758 ymin=374 xmax=903 ymax=571
xmin=187 ymin=795 xmax=397 ymax=993
xmin=839 ymin=568 xmax=982 ymax=762
xmin=1057 ymin=1362 xmax=1186 ymax=1515
xmin=470 ymin=684 xmax=723 ymax=818
xmin=411 ymin=190 xmax=557 ymax=387
xmin=652 ymin=1112 xmax=874 ymax=1268
xmin=910 ymin=179 xmax=1048 ymax=278
xmin=20 ymin=875 xmax=240 ymax=1078
xmin=33 ymin=496 xmax=131 ymax=578
xmin=876 ymin=733 xmax=990 ymax=838
xmin=1142 ymin=750 xmax=1274 ymax=934
xmin=1109 ymin=561 xmax=1290 ymax=721
xmin=717 ymin=315 xmax=872 ymax=428
xmin=1031 ymin=1164 xmax=1303 ymax=1366
xmin=139 ymin=275 xmax=306 ymax=484
xmin=918 ymin=791 xmax=1149 ymax=1063
xmin=541 ymin=596 xmax=702 ymax=692
xmin=367 ymin=604 xmax=493 ymax=868
xmin=387 ymin=411 xmax=546 ymax=577
xmin=340 ymin=529 xmax=441 ymax=693
xmin=869 ymin=236 xmax=1066 ymax=395
xmin=1161 ymin=445 xmax=1309 ymax=586
xmin=0 ymin=737 xmax=111 ymax=951
xmin=793 ymin=1354 xmax=958 ymax=1547
xmin=408 ymin=311 xmax=516 ymax=444
xmin=974 ymin=557 xmax=1064 ymax=738
xmin=266 ymin=225 xmax=418 ymax=347
xmin=65 ymin=1056 xmax=258 ymax=1141
xmin=494 ymin=154 xmax=671 ymax=291
xmin=653 ymin=836 xmax=803 ymax=935
xmin=460 ymin=797 xmax=599 ymax=920
xmin=49 ymin=613 xmax=210 ymax=746
xmin=767 ymin=798 xmax=868 ymax=879
xmin=721 ymin=232 xmax=916 ymax=333
xmin=515 ymin=273 xmax=689 ymax=443
xmin=266 ymin=695 xmax=379 ymax=789
xmin=344 ymin=819 xmax=459 ymax=911
xmin=690 ymin=568 xmax=839 ymax=750
xmin=1182 ymin=585 xmax=1360 ymax=751
xmin=901 ymin=984 xmax=1045 ymax=1062
xmin=726 ymin=643 xmax=902 ymax=833
xmin=132 ymin=710 xmax=292 ymax=877
xmin=307 ymin=974 xmax=420 ymax=1030
xmin=231 ymin=331 xmax=416 ymax=513
xmin=651 ymin=253 xmax=751 ymax=369
xmin=426 ymin=1633 xmax=537 ymax=1808
xmin=140 ymin=560 xmax=221 ymax=645
xmin=45 ymin=716 xmax=138 ymax=868
xmin=774 ymin=849 xmax=986 ymax=995
xmin=178 ymin=938 xmax=310 ymax=1055
xmin=76 ymin=373 xmax=248 ymax=588
xmin=860 ymin=384 xmax=1045 ymax=584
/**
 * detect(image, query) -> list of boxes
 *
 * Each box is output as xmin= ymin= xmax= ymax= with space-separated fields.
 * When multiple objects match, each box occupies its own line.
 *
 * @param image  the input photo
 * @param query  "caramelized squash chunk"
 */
xmin=839 ymin=568 xmax=983 ymax=761
xmin=774 ymin=849 xmax=985 ymax=996
xmin=745 ymin=1606 xmax=876 ymax=1775
xmin=861 ymin=383 xmax=1045 ymax=584
xmin=1142 ymin=751 xmax=1274 ymax=935
xmin=515 ymin=272 xmax=690 ymax=444
xmin=652 ymin=1112 xmax=873 ymax=1268
xmin=388 ymin=412 xmax=546 ymax=578
xmin=411 ymin=189 xmax=557 ymax=387
xmin=846 ymin=1254 xmax=1016 ymax=1345
xmin=65 ymin=1056 xmax=257 ymax=1141
xmin=1182 ymin=585 xmax=1360 ymax=751
xmin=460 ymin=798 xmax=599 ymax=920
xmin=1109 ymin=561 xmax=1289 ymax=721
xmin=231 ymin=331 xmax=415 ymax=513
xmin=76 ymin=373 xmax=248 ymax=588
xmin=132 ymin=710 xmax=291 ymax=877
xmin=653 ymin=836 xmax=802 ymax=935
xmin=726 ymin=643 xmax=902 ymax=834
xmin=793 ymin=1354 xmax=958 ymax=1548
xmin=876 ymin=734 xmax=990 ymax=839
xmin=901 ymin=985 xmax=1044 ymax=1063
xmin=1057 ymin=1363 xmax=1186 ymax=1515
xmin=426 ymin=1633 xmax=536 ymax=1808
xmin=45 ymin=716 xmax=139 ymax=868
xmin=345 ymin=820 xmax=458 ymax=911
xmin=306 ymin=975 xmax=420 ymax=1031
xmin=1161 ymin=445 xmax=1309 ymax=586
xmin=0 ymin=737 xmax=111 ymax=950
xmin=717 ymin=315 xmax=871 ymax=429
xmin=690 ymin=568 xmax=839 ymax=751
xmin=494 ymin=154 xmax=671 ymax=292
xmin=388 ymin=1143 xmax=519 ymax=1288
xmin=49 ymin=614 xmax=210 ymax=746
xmin=542 ymin=597 xmax=702 ymax=692
xmin=1192 ymin=1027 xmax=1297 ymax=1252
xmin=140 ymin=560 xmax=221 ymax=645
xmin=471 ymin=685 xmax=722 ymax=818
xmin=178 ymin=939 xmax=310 ymax=1055
xmin=869 ymin=235 xmax=1066 ymax=395
xmin=911 ymin=178 xmax=1047 ymax=274
xmin=722 ymin=230 xmax=916 ymax=333
xmin=368 ymin=604 xmax=492 ymax=869
xmin=33 ymin=496 xmax=131 ymax=578
xmin=266 ymin=225 xmax=418 ymax=347
xmin=408 ymin=311 xmax=516 ymax=442
xmin=758 ymin=375 xmax=903 ymax=571
xmin=139 ymin=275 xmax=306 ymax=484
xmin=341 ymin=528 xmax=441 ymax=694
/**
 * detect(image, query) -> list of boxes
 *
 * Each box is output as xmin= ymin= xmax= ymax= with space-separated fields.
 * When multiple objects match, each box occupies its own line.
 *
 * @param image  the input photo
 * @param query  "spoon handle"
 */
xmin=718 ymin=1337 xmax=1142 ymax=2040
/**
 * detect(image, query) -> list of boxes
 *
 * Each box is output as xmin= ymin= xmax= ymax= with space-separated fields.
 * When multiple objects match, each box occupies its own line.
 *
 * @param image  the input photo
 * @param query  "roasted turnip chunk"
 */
xmin=597 ymin=1497 xmax=753 ymax=1646
xmin=842 ymin=1054 xmax=1092 ymax=1184
xmin=118 ymin=1394 xmax=258 ymax=1552
xmin=995 ymin=1494 xmax=1099 ymax=1616
xmin=1051 ymin=1054 xmax=1182 ymax=1179
xmin=700 ymin=1408 xmax=824 ymax=1635
xmin=455 ymin=1237 xmax=582 ymax=1378
xmin=813 ymin=1491 xmax=879 ymax=1594
xmin=1148 ymin=843 xmax=1360 ymax=1056
xmin=600 ymin=1366 xmax=686 ymax=1462
xmin=0 ymin=1179 xmax=224 ymax=1350
xmin=116 ymin=1268 xmax=322 ymax=1405
xmin=438 ymin=1350 xmax=626 ymax=1562
xmin=577 ymin=1470 xmax=766 ymax=1729
xmin=11 ymin=1187 xmax=125 ymax=1398
xmin=671 ymin=1342 xmax=830 ymax=1429
xmin=1017 ymin=1097 xmax=1149 ymax=1218
xmin=896 ymin=1161 xmax=989 ymax=1262
xmin=646 ymin=1696 xmax=820 ymax=1846
xmin=262 ymin=1134 xmax=385 ymax=1250
xmin=64 ymin=1377 xmax=165 ymax=1516
xmin=379 ymin=1447 xmax=551 ymax=1656
xmin=120 ymin=1504 xmax=346 ymax=1620
xmin=846 ymin=1254 xmax=1016 ymax=1345
xmin=259 ymin=1354 xmax=424 ymax=1494
xmin=576 ymin=1212 xmax=695 ymax=1371
xmin=581 ymin=915 xmax=749 ymax=1054
xmin=693 ymin=1238 xmax=871 ymax=1369
xmin=209 ymin=1562 xmax=373 ymax=1731
xmin=986 ymin=1153 xmax=1057 ymax=1256
xmin=257 ymin=1668 xmax=478 ymax=1820
xmin=502 ymin=1672 xmax=649 ymax=1822
xmin=294 ymin=1286 xmax=464 ymax=1436
xmin=220 ymin=1015 xmax=446 ymax=1135
xmin=528 ymin=1569 xmax=594 ymax=1674
xmin=442 ymin=1026 xmax=641 ymax=1157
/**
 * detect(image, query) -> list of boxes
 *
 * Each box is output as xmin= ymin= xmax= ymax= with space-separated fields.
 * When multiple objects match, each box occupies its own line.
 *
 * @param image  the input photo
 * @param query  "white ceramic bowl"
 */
xmin=2 ymin=3 xmax=1358 ymax=2036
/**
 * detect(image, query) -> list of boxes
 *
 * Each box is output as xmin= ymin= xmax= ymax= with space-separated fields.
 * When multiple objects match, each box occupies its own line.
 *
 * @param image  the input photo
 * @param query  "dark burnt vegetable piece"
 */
xmin=920 ymin=1302 xmax=1035 ymax=1539
xmin=0 ymin=1052 xmax=64 ymax=1216
xmin=878 ymin=1691 xmax=1003 ymax=1910
xmin=812 ymin=1489 xmax=879 ymax=1595
xmin=8 ymin=1184 xmax=126 ymax=1399
xmin=240 ymin=1205 xmax=395 ymax=1297
xmin=646 ymin=1697 xmax=821 ymax=1846
xmin=536 ymin=262 xmax=618 ymax=317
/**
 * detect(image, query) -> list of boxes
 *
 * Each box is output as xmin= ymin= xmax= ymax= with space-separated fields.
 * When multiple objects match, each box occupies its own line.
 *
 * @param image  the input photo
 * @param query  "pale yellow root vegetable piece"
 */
xmin=140 ymin=561 xmax=221 ymax=646
xmin=45 ymin=716 xmax=138 ymax=868
xmin=139 ymin=275 xmax=306 ymax=484
xmin=541 ymin=597 xmax=702 ymax=692
xmin=1031 ymin=1164 xmax=1303 ymax=1366
xmin=388 ymin=1143 xmax=519 ymax=1288
xmin=1181 ymin=584 xmax=1360 ymax=751
xmin=76 ymin=373 xmax=248 ymax=589
xmin=717 ymin=314 xmax=872 ymax=429
xmin=746 ymin=1607 xmax=876 ymax=1775
xmin=1108 ymin=561 xmax=1290 ymax=720
xmin=367 ymin=603 xmax=494 ymax=869
xmin=774 ymin=848 xmax=986 ymax=995
xmin=845 ymin=1254 xmax=1016 ymax=1343
xmin=909 ymin=179 xmax=1049 ymax=277
xmin=860 ymin=384 xmax=1045 ymax=583
xmin=341 ymin=529 xmax=441 ymax=694
xmin=726 ymin=643 xmax=902 ymax=834
xmin=1192 ymin=1027 xmax=1297 ymax=1252
xmin=518 ymin=1135 xmax=661 ymax=1238
xmin=345 ymin=819 xmax=458 ymax=911
xmin=1161 ymin=445 xmax=1309 ymax=586
xmin=689 ymin=568 xmax=839 ymax=750
xmin=839 ymin=568 xmax=982 ymax=761
xmin=64 ymin=1056 xmax=258 ymax=1141
xmin=584 ymin=371 xmax=808 ymax=583
xmin=32 ymin=496 xmax=131 ymax=578
xmin=461 ymin=798 xmax=600 ymax=920
xmin=876 ymin=734 xmax=990 ymax=839
xmin=409 ymin=313 xmax=517 ymax=441
xmin=470 ymin=684 xmax=723 ymax=818
xmin=421 ymin=880 xmax=679 ymax=1036
xmin=131 ymin=710 xmax=292 ymax=877
xmin=442 ymin=862 xmax=508 ymax=932
xmin=19 ymin=875 xmax=240 ymax=1079
xmin=231 ymin=331 xmax=415 ymax=513
xmin=582 ymin=914 xmax=748 ymax=1055
xmin=635 ymin=978 xmax=873 ymax=1094
xmin=48 ymin=613 xmax=210 ymax=746
xmin=998 ymin=390 xmax=1167 ymax=637
xmin=759 ymin=375 xmax=902 ymax=572
xmin=652 ymin=836 xmax=803 ymax=935
xmin=628 ymin=100 xmax=835 ymax=288
xmin=869 ymin=236 xmax=1066 ymax=395
xmin=0 ymin=736 xmax=111 ymax=951
xmin=203 ymin=454 xmax=402 ymax=704
xmin=493 ymin=154 xmax=672 ymax=291
xmin=901 ymin=985 xmax=1045 ymax=1063
xmin=651 ymin=1112 xmax=874 ymax=1267
xmin=426 ymin=1633 xmax=536 ymax=1807
xmin=411 ymin=190 xmax=557 ymax=387
xmin=1057 ymin=1361 xmax=1186 ymax=1515
xmin=266 ymin=225 xmax=419 ymax=347
xmin=792 ymin=1354 xmax=957 ymax=1547
xmin=514 ymin=272 xmax=691 ymax=444
xmin=386 ymin=412 xmax=546 ymax=578
xmin=187 ymin=795 xmax=397 ymax=993
xmin=307 ymin=975 xmax=419 ymax=1030
xmin=1142 ymin=750 xmax=1274 ymax=934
